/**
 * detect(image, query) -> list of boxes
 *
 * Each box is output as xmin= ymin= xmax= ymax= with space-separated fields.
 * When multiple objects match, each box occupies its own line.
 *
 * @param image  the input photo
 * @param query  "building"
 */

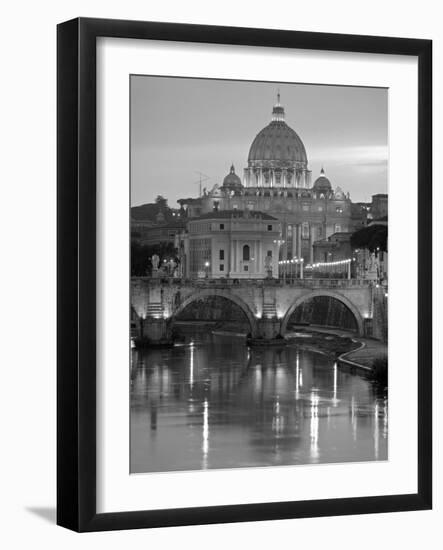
xmin=131 ymin=217 xmax=157 ymax=242
xmin=132 ymin=93 xmax=388 ymax=281
xmin=349 ymin=194 xmax=388 ymax=230
xmin=350 ymin=202 xmax=369 ymax=232
xmin=183 ymin=210 xmax=281 ymax=279
xmin=133 ymin=219 xmax=186 ymax=247
xmin=370 ymin=194 xmax=388 ymax=220
xmin=178 ymin=94 xmax=353 ymax=264
xmin=368 ymin=215 xmax=388 ymax=227
xmin=313 ymin=232 xmax=353 ymax=263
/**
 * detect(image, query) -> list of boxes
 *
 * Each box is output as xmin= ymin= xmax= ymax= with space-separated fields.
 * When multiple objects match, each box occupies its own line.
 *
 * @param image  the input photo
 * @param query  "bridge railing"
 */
xmin=131 ymin=276 xmax=374 ymax=289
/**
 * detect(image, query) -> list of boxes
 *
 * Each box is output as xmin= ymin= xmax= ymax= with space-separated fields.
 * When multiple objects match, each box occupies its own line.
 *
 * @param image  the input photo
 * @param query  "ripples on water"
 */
xmin=130 ymin=333 xmax=387 ymax=473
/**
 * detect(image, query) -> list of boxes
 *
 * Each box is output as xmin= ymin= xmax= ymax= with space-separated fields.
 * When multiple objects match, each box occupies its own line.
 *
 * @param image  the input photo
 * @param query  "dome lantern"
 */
xmin=271 ymin=91 xmax=285 ymax=122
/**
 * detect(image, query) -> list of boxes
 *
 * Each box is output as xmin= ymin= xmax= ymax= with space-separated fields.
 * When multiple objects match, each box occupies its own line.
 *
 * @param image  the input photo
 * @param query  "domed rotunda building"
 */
xmin=222 ymin=164 xmax=243 ymax=192
xmin=178 ymin=93 xmax=357 ymax=265
xmin=313 ymin=167 xmax=332 ymax=194
xmin=244 ymin=93 xmax=311 ymax=188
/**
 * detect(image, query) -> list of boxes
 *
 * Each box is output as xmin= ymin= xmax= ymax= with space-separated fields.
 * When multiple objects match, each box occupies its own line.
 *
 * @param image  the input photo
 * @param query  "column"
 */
xmin=297 ymin=224 xmax=301 ymax=258
xmin=309 ymin=226 xmax=314 ymax=264
xmin=258 ymin=241 xmax=262 ymax=277
xmin=230 ymin=239 xmax=235 ymax=277
xmin=292 ymin=224 xmax=297 ymax=258
xmin=227 ymin=231 xmax=232 ymax=277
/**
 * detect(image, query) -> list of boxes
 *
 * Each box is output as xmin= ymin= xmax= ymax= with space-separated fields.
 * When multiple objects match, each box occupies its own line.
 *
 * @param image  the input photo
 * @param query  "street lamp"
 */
xmin=204 ymin=260 xmax=210 ymax=279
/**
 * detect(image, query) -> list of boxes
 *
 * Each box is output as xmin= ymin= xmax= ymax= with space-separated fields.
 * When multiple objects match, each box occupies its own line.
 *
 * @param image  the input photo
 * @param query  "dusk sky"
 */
xmin=131 ymin=76 xmax=388 ymax=207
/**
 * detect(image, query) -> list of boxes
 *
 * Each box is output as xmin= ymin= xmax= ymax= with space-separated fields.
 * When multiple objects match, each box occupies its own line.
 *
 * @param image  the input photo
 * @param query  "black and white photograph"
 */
xmin=130 ymin=77 xmax=389 ymax=474
xmin=0 ymin=0 xmax=437 ymax=542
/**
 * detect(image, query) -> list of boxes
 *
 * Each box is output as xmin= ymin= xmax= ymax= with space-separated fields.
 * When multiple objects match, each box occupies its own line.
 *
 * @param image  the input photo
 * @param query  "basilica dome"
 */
xmin=248 ymin=94 xmax=307 ymax=165
xmin=244 ymin=93 xmax=311 ymax=188
xmin=313 ymin=167 xmax=332 ymax=193
xmin=222 ymin=164 xmax=243 ymax=191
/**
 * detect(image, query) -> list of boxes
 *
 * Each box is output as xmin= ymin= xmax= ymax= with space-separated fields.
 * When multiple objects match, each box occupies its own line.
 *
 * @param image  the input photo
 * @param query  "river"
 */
xmin=130 ymin=331 xmax=387 ymax=473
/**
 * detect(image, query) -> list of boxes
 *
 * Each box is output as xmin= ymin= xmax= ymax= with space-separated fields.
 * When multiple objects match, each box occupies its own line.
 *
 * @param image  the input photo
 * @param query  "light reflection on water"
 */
xmin=130 ymin=332 xmax=387 ymax=473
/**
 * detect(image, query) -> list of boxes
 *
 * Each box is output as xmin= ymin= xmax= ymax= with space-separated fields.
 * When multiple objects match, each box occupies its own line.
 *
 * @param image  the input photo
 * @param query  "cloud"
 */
xmin=309 ymin=145 xmax=388 ymax=165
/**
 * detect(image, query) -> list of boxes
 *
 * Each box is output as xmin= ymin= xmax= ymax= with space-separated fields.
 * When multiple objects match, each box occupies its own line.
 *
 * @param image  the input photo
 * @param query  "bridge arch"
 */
xmin=172 ymin=288 xmax=258 ymax=337
xmin=280 ymin=289 xmax=364 ymax=336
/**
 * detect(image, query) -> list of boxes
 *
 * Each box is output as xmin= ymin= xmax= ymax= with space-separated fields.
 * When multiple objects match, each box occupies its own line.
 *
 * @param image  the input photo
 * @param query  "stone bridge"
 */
xmin=131 ymin=277 xmax=387 ymax=343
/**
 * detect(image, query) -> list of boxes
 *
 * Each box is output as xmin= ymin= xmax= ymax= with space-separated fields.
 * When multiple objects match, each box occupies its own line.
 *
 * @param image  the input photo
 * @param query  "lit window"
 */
xmin=335 ymin=224 xmax=341 ymax=233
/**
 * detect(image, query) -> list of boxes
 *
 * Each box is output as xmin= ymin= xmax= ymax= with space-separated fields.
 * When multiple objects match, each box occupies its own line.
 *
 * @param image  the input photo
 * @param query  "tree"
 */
xmin=131 ymin=241 xmax=178 ymax=276
xmin=350 ymin=224 xmax=387 ymax=253
xmin=155 ymin=195 xmax=168 ymax=209
xmin=131 ymin=197 xmax=173 ymax=222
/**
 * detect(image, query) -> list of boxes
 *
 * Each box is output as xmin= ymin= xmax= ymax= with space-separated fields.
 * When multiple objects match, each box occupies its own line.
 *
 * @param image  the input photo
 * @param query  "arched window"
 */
xmin=243 ymin=244 xmax=250 ymax=261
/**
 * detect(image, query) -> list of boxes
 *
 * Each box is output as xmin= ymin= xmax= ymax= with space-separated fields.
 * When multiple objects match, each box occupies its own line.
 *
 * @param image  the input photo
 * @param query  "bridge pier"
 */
xmin=136 ymin=317 xmax=173 ymax=347
xmin=256 ymin=317 xmax=283 ymax=340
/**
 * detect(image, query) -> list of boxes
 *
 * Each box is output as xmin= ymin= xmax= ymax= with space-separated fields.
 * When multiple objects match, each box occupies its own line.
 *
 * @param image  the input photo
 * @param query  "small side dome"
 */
xmin=313 ymin=167 xmax=332 ymax=192
xmin=222 ymin=164 xmax=243 ymax=191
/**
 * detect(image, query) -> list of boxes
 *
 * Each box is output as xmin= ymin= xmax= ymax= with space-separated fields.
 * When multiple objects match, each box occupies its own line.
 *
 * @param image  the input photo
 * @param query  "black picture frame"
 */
xmin=57 ymin=17 xmax=432 ymax=532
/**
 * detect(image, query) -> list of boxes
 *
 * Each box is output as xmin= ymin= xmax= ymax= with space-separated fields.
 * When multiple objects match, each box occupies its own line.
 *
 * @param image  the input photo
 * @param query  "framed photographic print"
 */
xmin=57 ymin=17 xmax=432 ymax=531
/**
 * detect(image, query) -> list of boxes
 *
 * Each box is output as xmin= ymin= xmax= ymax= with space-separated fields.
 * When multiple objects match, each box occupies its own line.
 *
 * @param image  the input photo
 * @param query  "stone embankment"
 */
xmin=285 ymin=326 xmax=387 ymax=373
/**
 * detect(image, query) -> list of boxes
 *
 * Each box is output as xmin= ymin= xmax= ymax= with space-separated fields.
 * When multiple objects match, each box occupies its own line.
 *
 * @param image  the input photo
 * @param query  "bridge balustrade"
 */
xmin=131 ymin=276 xmax=372 ymax=289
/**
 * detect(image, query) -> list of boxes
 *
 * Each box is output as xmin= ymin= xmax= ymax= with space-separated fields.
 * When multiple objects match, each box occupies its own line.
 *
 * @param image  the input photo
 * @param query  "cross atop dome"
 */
xmin=272 ymin=90 xmax=285 ymax=122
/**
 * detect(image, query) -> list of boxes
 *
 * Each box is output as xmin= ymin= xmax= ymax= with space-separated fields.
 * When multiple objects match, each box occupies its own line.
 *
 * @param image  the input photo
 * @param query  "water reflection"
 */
xmin=130 ymin=332 xmax=388 ymax=473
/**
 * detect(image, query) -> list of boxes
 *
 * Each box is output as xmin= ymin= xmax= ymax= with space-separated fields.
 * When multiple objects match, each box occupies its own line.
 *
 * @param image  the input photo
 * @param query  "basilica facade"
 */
xmin=178 ymin=94 xmax=355 ymax=265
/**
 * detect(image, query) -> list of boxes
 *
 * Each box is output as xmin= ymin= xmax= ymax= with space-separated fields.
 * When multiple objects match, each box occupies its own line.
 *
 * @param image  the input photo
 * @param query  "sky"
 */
xmin=131 ymin=76 xmax=388 ymax=207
